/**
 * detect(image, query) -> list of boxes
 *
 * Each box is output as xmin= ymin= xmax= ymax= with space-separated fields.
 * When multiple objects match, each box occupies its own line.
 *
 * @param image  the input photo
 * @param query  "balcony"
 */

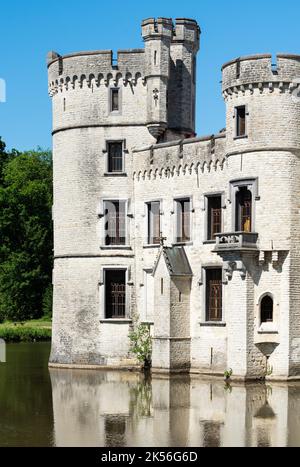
xmin=213 ymin=232 xmax=259 ymax=253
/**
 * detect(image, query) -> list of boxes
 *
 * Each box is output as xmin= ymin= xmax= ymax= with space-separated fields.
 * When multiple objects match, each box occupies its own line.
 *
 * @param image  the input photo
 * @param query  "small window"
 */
xmin=207 ymin=196 xmax=222 ymax=241
xmin=261 ymin=295 xmax=273 ymax=323
xmin=236 ymin=187 xmax=252 ymax=232
xmin=147 ymin=201 xmax=161 ymax=245
xmin=206 ymin=269 xmax=222 ymax=322
xmin=235 ymin=106 xmax=246 ymax=137
xmin=105 ymin=269 xmax=126 ymax=319
xmin=108 ymin=142 xmax=123 ymax=173
xmin=161 ymin=278 xmax=164 ymax=295
xmin=175 ymin=198 xmax=191 ymax=243
xmin=104 ymin=200 xmax=126 ymax=246
xmin=111 ymin=88 xmax=119 ymax=112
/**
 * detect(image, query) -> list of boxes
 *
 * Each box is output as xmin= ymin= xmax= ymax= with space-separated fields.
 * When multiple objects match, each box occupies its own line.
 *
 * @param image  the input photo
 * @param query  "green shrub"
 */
xmin=0 ymin=325 xmax=51 ymax=342
xmin=129 ymin=324 xmax=152 ymax=369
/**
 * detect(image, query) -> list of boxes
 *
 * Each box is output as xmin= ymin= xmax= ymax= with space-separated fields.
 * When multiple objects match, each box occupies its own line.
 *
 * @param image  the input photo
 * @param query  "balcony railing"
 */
xmin=213 ymin=232 xmax=258 ymax=252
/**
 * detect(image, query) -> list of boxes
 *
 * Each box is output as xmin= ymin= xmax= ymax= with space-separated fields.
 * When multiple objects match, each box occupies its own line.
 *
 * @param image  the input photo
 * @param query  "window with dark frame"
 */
xmin=236 ymin=187 xmax=252 ymax=232
xmin=111 ymin=88 xmax=119 ymax=112
xmin=206 ymin=269 xmax=222 ymax=322
xmin=176 ymin=198 xmax=191 ymax=243
xmin=235 ymin=106 xmax=246 ymax=137
xmin=147 ymin=201 xmax=161 ymax=245
xmin=108 ymin=142 xmax=123 ymax=173
xmin=207 ymin=196 xmax=222 ymax=241
xmin=105 ymin=269 xmax=126 ymax=319
xmin=104 ymin=200 xmax=126 ymax=246
xmin=261 ymin=295 xmax=273 ymax=323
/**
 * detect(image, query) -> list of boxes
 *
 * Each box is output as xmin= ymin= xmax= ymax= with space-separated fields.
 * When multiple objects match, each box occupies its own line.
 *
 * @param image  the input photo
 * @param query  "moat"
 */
xmin=1 ymin=342 xmax=300 ymax=447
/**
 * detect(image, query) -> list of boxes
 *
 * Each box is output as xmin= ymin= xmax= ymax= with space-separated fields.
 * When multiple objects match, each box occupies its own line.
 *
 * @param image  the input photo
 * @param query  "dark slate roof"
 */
xmin=163 ymin=247 xmax=193 ymax=277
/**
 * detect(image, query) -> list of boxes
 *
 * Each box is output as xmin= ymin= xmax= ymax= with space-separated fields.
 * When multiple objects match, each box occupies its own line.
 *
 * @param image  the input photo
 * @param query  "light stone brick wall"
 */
xmin=49 ymin=19 xmax=300 ymax=379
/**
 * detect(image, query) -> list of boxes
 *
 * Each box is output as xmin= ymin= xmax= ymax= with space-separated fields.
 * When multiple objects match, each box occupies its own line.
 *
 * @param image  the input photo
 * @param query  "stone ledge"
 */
xmin=100 ymin=319 xmax=132 ymax=324
xmin=199 ymin=322 xmax=226 ymax=327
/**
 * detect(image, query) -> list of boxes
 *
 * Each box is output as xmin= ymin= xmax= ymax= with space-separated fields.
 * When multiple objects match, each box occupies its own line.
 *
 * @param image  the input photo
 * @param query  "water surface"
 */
xmin=1 ymin=343 xmax=300 ymax=447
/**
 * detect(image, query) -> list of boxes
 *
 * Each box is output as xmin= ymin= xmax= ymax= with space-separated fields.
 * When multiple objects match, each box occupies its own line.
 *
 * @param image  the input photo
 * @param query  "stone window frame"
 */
xmin=99 ymin=265 xmax=132 ymax=322
xmin=233 ymin=104 xmax=249 ymax=139
xmin=143 ymin=199 xmax=164 ymax=248
xmin=98 ymin=197 xmax=132 ymax=250
xmin=257 ymin=292 xmax=278 ymax=334
xmin=171 ymin=195 xmax=194 ymax=246
xmin=103 ymin=139 xmax=128 ymax=175
xmin=229 ymin=178 xmax=259 ymax=232
xmin=109 ymin=85 xmax=122 ymax=115
xmin=203 ymin=192 xmax=226 ymax=244
xmin=198 ymin=264 xmax=227 ymax=327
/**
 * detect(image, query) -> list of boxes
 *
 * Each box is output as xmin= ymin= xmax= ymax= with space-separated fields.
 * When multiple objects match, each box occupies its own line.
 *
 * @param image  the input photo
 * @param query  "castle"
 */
xmin=48 ymin=17 xmax=300 ymax=380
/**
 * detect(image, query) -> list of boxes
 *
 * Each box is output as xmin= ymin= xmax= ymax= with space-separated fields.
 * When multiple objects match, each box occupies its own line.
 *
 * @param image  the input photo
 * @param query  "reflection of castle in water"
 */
xmin=49 ymin=370 xmax=300 ymax=447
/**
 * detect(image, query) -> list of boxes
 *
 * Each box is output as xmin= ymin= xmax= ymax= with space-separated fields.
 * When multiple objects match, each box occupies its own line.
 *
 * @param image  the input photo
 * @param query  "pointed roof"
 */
xmin=152 ymin=246 xmax=193 ymax=278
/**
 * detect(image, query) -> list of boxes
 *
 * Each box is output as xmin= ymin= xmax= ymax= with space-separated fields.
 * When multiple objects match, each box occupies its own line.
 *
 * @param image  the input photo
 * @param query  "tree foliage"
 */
xmin=0 ymin=137 xmax=53 ymax=322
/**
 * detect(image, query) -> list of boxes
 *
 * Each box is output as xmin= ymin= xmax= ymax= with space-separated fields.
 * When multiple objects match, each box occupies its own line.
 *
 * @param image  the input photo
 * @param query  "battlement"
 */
xmin=48 ymin=48 xmax=145 ymax=95
xmin=141 ymin=17 xmax=200 ymax=49
xmin=173 ymin=18 xmax=200 ymax=49
xmin=132 ymin=133 xmax=226 ymax=181
xmin=222 ymin=53 xmax=300 ymax=92
xmin=141 ymin=17 xmax=173 ymax=41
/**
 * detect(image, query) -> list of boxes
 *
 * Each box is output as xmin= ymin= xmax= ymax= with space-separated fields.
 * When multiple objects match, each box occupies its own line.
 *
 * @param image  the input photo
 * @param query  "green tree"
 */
xmin=0 ymin=139 xmax=53 ymax=322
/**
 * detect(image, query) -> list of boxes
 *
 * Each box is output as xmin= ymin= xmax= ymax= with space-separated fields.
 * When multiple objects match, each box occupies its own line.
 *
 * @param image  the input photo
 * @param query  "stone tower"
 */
xmin=220 ymin=54 xmax=300 ymax=378
xmin=47 ymin=18 xmax=200 ymax=366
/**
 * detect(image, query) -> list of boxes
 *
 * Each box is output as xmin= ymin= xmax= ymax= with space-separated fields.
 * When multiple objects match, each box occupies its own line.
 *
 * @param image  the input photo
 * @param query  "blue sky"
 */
xmin=1 ymin=0 xmax=300 ymax=151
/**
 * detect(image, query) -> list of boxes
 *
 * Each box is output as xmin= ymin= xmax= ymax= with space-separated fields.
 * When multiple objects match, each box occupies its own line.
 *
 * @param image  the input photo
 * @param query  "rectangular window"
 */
xmin=104 ymin=200 xmax=126 ymax=246
xmin=235 ymin=187 xmax=252 ymax=232
xmin=111 ymin=88 xmax=119 ymax=112
xmin=105 ymin=269 xmax=126 ymax=319
xmin=147 ymin=201 xmax=160 ymax=245
xmin=108 ymin=142 xmax=123 ymax=173
xmin=175 ymin=198 xmax=191 ymax=243
xmin=207 ymin=196 xmax=222 ymax=241
xmin=206 ymin=269 xmax=222 ymax=322
xmin=235 ymin=106 xmax=246 ymax=137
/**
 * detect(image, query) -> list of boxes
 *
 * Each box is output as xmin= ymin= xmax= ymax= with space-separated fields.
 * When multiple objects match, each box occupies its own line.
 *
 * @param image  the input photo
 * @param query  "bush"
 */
xmin=129 ymin=324 xmax=152 ymax=369
xmin=0 ymin=324 xmax=51 ymax=342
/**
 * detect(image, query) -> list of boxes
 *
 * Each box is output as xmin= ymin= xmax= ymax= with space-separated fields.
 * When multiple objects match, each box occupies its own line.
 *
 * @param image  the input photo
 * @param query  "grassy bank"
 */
xmin=0 ymin=319 xmax=52 ymax=342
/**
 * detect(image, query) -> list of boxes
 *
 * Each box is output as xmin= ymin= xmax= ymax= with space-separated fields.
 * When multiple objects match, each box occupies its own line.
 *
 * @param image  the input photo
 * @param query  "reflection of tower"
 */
xmin=151 ymin=375 xmax=190 ymax=446
xmin=49 ymin=369 xmax=141 ymax=447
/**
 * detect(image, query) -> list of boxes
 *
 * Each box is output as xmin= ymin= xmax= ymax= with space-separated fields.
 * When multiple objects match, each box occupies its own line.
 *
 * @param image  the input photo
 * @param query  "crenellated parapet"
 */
xmin=222 ymin=54 xmax=300 ymax=99
xmin=132 ymin=133 xmax=226 ymax=181
xmin=48 ymin=49 xmax=146 ymax=97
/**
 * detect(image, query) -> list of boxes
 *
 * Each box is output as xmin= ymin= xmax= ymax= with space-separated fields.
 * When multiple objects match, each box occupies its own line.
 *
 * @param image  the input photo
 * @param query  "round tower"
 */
xmin=221 ymin=54 xmax=300 ymax=378
xmin=222 ymin=54 xmax=300 ymax=154
xmin=141 ymin=17 xmax=173 ymax=139
xmin=47 ymin=44 xmax=154 ymax=366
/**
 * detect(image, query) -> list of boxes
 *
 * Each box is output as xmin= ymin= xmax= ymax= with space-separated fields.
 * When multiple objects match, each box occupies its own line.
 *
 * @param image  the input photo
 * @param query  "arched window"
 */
xmin=236 ymin=187 xmax=252 ymax=232
xmin=260 ymin=295 xmax=273 ymax=323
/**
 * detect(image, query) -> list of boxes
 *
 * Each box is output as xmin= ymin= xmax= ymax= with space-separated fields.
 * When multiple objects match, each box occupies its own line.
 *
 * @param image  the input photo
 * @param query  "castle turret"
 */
xmin=142 ymin=17 xmax=173 ymax=140
xmin=142 ymin=17 xmax=200 ymax=141
xmin=168 ymin=18 xmax=200 ymax=140
xmin=222 ymin=54 xmax=300 ymax=154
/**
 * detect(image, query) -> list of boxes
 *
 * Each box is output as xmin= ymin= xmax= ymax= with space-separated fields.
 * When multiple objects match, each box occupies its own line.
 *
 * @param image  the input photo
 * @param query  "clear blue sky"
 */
xmin=1 ymin=0 xmax=300 ymax=151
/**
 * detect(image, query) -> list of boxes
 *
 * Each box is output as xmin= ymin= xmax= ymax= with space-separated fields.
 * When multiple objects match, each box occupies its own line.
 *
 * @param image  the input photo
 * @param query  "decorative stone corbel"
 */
xmin=259 ymin=250 xmax=265 ymax=265
xmin=272 ymin=250 xmax=279 ymax=265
